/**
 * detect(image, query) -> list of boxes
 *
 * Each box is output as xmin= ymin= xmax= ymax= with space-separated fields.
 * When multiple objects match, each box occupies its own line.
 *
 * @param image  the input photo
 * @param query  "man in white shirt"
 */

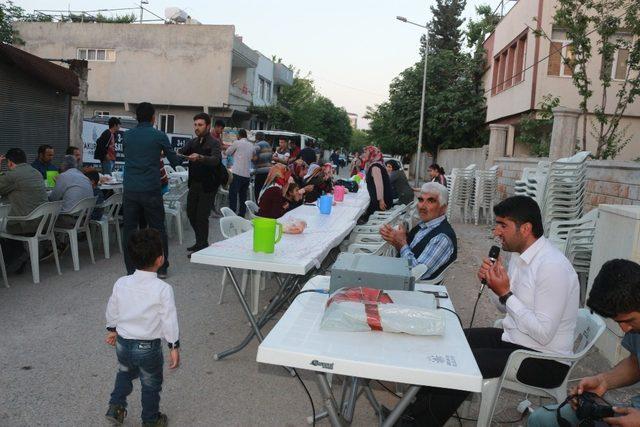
xmin=399 ymin=195 xmax=579 ymax=426
xmin=225 ymin=128 xmax=254 ymax=217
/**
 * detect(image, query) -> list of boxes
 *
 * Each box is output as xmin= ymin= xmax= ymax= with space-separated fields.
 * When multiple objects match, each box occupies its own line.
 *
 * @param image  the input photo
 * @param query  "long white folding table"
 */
xmin=257 ymin=275 xmax=482 ymax=427
xmin=190 ymin=188 xmax=370 ymax=360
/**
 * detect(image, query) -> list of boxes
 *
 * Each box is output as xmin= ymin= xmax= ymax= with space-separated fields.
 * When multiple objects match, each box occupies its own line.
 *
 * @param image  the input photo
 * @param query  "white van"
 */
xmin=248 ymin=130 xmax=317 ymax=151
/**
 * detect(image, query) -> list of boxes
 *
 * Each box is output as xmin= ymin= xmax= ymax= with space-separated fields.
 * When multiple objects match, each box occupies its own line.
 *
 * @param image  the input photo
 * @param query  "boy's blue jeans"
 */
xmin=109 ymin=337 xmax=163 ymax=423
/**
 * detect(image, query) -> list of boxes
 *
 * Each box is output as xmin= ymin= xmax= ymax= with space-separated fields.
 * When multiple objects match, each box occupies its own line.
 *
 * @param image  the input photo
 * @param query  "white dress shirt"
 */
xmin=106 ymin=270 xmax=179 ymax=344
xmin=497 ymin=236 xmax=579 ymax=356
xmin=225 ymin=138 xmax=254 ymax=178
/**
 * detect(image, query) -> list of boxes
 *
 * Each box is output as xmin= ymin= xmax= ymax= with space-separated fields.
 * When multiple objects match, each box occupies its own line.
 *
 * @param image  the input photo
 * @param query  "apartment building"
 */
xmin=248 ymin=52 xmax=294 ymax=130
xmin=483 ymin=0 xmax=640 ymax=160
xmin=14 ymin=22 xmax=293 ymax=135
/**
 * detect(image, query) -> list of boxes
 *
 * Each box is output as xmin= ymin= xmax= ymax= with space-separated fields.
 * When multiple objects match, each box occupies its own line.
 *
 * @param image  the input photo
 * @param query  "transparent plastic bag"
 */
xmin=282 ymin=218 xmax=307 ymax=234
xmin=320 ymin=287 xmax=445 ymax=335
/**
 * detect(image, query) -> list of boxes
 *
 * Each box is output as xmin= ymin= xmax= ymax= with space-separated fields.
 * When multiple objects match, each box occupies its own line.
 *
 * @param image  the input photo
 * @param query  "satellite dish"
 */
xmin=164 ymin=7 xmax=188 ymax=23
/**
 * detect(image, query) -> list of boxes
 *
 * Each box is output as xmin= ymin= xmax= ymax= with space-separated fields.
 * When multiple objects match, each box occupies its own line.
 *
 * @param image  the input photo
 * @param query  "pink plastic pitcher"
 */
xmin=333 ymin=185 xmax=346 ymax=202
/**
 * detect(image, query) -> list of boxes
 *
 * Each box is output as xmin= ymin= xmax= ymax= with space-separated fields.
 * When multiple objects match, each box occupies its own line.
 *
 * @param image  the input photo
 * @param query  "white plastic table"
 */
xmin=190 ymin=188 xmax=370 ymax=359
xmin=257 ymin=275 xmax=482 ymax=426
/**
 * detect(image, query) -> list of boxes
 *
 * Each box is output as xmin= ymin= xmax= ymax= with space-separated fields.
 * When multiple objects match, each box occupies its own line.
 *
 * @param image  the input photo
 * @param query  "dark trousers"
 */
xmin=187 ymin=181 xmax=216 ymax=248
xmin=254 ymin=172 xmax=268 ymax=201
xmin=407 ymin=328 xmax=570 ymax=426
xmin=228 ymin=174 xmax=250 ymax=217
xmin=122 ymin=190 xmax=169 ymax=274
xmin=109 ymin=337 xmax=163 ymax=423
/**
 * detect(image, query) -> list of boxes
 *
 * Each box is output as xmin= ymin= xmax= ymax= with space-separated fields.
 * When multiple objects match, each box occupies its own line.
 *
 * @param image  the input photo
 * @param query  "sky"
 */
xmin=17 ymin=0 xmax=501 ymax=129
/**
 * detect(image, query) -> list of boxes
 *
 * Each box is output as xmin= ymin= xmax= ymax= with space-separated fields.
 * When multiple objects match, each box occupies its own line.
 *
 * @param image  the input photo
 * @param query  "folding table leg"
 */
xmin=381 ymin=385 xmax=420 ymax=427
xmin=214 ymin=267 xmax=263 ymax=360
xmin=316 ymin=372 xmax=347 ymax=427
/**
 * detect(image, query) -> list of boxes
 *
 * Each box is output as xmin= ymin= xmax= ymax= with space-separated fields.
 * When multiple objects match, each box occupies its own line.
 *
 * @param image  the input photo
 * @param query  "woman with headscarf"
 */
xmin=257 ymin=164 xmax=292 ymax=219
xmin=302 ymin=163 xmax=328 ymax=203
xmin=385 ymin=159 xmax=414 ymax=205
xmin=361 ymin=145 xmax=393 ymax=220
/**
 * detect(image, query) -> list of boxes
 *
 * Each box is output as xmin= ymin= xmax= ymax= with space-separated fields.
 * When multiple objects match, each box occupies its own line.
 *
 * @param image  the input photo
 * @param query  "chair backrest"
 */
xmin=164 ymin=165 xmax=176 ymax=174
xmin=219 ymin=216 xmax=252 ymax=239
xmin=0 ymin=204 xmax=10 ymax=232
xmin=573 ymin=308 xmax=606 ymax=357
xmin=66 ymin=197 xmax=97 ymax=229
xmin=220 ymin=207 xmax=237 ymax=217
xmin=99 ymin=193 xmax=123 ymax=221
xmin=175 ymin=165 xmax=187 ymax=172
xmin=411 ymin=264 xmax=428 ymax=280
xmin=245 ymin=200 xmax=259 ymax=214
xmin=23 ymin=201 xmax=64 ymax=238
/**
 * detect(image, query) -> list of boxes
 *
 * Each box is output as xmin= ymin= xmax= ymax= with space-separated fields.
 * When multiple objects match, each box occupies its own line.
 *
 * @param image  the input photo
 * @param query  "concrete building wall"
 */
xmin=250 ymin=53 xmax=275 ymax=107
xmin=14 ymin=22 xmax=235 ymax=110
xmin=87 ymin=102 xmax=200 ymax=135
xmin=437 ymin=146 xmax=489 ymax=174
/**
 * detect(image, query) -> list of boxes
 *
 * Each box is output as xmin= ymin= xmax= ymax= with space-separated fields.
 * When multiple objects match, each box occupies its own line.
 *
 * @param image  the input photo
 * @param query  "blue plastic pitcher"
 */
xmin=318 ymin=194 xmax=333 ymax=215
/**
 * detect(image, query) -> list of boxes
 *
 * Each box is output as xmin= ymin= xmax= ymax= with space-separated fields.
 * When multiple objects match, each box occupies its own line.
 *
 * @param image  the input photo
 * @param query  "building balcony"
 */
xmin=232 ymin=37 xmax=259 ymax=69
xmin=229 ymin=84 xmax=252 ymax=110
xmin=273 ymin=63 xmax=293 ymax=87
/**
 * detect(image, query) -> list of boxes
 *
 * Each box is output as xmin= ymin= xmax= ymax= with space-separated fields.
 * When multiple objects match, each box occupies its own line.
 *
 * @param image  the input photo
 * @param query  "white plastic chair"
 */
xmin=220 ymin=207 xmax=237 ymax=217
xmin=175 ymin=165 xmax=187 ymax=172
xmin=0 ymin=204 xmax=10 ymax=288
xmin=90 ymin=193 xmax=123 ymax=259
xmin=164 ymin=165 xmax=176 ymax=175
xmin=54 ymin=197 xmax=96 ymax=271
xmin=347 ymin=242 xmax=395 ymax=257
xmin=475 ymin=309 xmax=606 ymax=426
xmin=0 ymin=201 xmax=63 ymax=284
xmin=414 ymin=262 xmax=454 ymax=285
xmin=218 ymin=216 xmax=265 ymax=314
xmin=164 ymin=186 xmax=188 ymax=244
xmin=245 ymin=200 xmax=259 ymax=219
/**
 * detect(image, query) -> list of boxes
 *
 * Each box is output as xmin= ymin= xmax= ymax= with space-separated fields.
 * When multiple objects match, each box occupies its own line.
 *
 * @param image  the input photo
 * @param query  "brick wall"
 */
xmin=494 ymin=157 xmax=640 ymax=210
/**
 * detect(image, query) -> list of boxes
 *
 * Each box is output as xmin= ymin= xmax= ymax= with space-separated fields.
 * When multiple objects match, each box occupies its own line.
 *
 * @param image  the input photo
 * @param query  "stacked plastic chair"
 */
xmin=472 ymin=165 xmax=499 ymax=225
xmin=541 ymin=151 xmax=591 ymax=233
xmin=446 ymin=164 xmax=476 ymax=223
xmin=514 ymin=161 xmax=550 ymax=208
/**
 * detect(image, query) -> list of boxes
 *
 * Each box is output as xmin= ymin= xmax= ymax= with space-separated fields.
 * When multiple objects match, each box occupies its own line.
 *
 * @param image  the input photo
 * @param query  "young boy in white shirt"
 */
xmin=104 ymin=228 xmax=180 ymax=426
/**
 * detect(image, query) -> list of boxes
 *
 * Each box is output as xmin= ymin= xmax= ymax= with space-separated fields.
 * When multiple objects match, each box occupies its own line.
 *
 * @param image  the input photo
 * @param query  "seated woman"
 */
xmin=302 ymin=164 xmax=323 ymax=202
xmin=290 ymin=158 xmax=309 ymax=188
xmin=284 ymin=182 xmax=304 ymax=212
xmin=257 ymin=164 xmax=291 ymax=219
xmin=386 ymin=160 xmax=414 ymax=205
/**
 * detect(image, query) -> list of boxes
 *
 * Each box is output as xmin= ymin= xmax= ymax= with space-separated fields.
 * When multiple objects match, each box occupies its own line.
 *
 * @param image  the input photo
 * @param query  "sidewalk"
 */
xmin=0 ymin=219 xmax=631 ymax=426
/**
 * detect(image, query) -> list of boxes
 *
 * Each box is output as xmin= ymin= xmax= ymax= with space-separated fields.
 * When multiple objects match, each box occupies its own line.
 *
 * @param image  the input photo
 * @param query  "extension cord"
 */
xmin=517 ymin=399 xmax=534 ymax=415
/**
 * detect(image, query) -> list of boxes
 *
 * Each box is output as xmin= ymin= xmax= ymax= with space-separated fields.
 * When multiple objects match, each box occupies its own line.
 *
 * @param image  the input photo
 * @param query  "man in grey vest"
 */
xmin=380 ymin=182 xmax=457 ymax=280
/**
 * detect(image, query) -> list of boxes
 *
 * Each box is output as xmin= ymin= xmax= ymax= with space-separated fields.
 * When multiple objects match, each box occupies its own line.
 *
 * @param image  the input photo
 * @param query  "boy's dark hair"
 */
xmin=6 ymin=148 xmax=26 ymax=164
xmin=108 ymin=117 xmax=121 ymax=128
xmin=136 ymin=102 xmax=155 ymax=123
xmin=38 ymin=144 xmax=53 ymax=155
xmin=238 ymin=128 xmax=247 ymax=138
xmin=493 ymin=195 xmax=544 ymax=238
xmin=127 ymin=229 xmax=164 ymax=270
xmin=193 ymin=112 xmax=211 ymax=125
xmin=65 ymin=146 xmax=79 ymax=155
xmin=385 ymin=159 xmax=401 ymax=171
xmin=587 ymin=259 xmax=640 ymax=318
xmin=214 ymin=119 xmax=225 ymax=128
xmin=255 ymin=132 xmax=265 ymax=141
xmin=84 ymin=168 xmax=100 ymax=184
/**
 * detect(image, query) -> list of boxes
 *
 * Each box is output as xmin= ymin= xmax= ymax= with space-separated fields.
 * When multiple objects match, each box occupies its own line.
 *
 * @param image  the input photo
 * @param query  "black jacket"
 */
xmin=94 ymin=129 xmax=112 ymax=161
xmin=181 ymin=133 xmax=222 ymax=192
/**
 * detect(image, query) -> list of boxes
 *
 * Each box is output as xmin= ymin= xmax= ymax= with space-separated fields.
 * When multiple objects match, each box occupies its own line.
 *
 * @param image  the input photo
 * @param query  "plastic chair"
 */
xmin=54 ymin=197 xmax=97 ymax=271
xmin=475 ymin=309 xmax=606 ymax=426
xmin=220 ymin=207 xmax=237 ymax=217
xmin=175 ymin=165 xmax=187 ymax=172
xmin=218 ymin=217 xmax=264 ymax=313
xmin=0 ymin=204 xmax=10 ymax=288
xmin=164 ymin=186 xmax=188 ymax=244
xmin=0 ymin=201 xmax=63 ymax=284
xmin=414 ymin=262 xmax=454 ymax=285
xmin=245 ymin=200 xmax=259 ymax=219
xmin=164 ymin=165 xmax=176 ymax=175
xmin=90 ymin=193 xmax=123 ymax=259
xmin=347 ymin=242 xmax=394 ymax=256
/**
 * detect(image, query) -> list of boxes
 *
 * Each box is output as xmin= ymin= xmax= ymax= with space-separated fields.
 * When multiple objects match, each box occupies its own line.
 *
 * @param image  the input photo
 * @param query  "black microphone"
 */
xmin=479 ymin=245 xmax=501 ymax=293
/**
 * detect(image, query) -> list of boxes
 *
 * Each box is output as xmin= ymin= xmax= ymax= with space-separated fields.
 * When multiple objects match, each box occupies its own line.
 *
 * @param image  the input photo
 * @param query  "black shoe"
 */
xmin=187 ymin=244 xmax=207 ymax=259
xmin=142 ymin=412 xmax=168 ymax=427
xmin=187 ymin=243 xmax=198 ymax=252
xmin=105 ymin=404 xmax=127 ymax=425
xmin=157 ymin=268 xmax=168 ymax=279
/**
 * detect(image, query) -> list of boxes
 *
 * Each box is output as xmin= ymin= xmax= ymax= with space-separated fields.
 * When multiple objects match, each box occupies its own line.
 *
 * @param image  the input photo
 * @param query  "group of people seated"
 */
xmin=0 ymin=146 xmax=107 ymax=275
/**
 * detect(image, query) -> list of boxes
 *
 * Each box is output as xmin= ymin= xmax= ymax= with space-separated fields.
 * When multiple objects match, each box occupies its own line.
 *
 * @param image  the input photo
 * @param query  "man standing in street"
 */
xmin=225 ymin=129 xmax=254 ymax=217
xmin=122 ymin=102 xmax=180 ymax=279
xmin=31 ymin=144 xmax=57 ymax=179
xmin=298 ymin=140 xmax=317 ymax=165
xmin=253 ymin=131 xmax=272 ymax=201
xmin=181 ymin=113 xmax=221 ymax=257
xmin=94 ymin=117 xmax=120 ymax=175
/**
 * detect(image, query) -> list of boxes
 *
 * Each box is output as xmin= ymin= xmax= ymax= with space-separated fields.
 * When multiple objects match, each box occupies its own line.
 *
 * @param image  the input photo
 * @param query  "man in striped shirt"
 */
xmin=380 ymin=182 xmax=456 ymax=280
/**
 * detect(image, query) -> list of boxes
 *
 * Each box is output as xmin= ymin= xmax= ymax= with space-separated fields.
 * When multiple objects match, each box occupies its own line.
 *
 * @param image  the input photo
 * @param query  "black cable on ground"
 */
xmin=292 ymin=368 xmax=316 ymax=427
xmin=375 ymin=380 xmax=402 ymax=399
xmin=468 ymin=291 xmax=483 ymax=328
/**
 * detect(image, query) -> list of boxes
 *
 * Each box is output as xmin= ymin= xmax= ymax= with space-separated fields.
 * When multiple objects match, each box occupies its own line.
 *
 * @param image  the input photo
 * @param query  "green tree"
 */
xmin=349 ymin=129 xmax=370 ymax=153
xmin=466 ymin=4 xmax=500 ymax=50
xmin=515 ymin=94 xmax=561 ymax=157
xmin=1 ymin=1 xmax=25 ymax=44
xmin=428 ymin=0 xmax=467 ymax=53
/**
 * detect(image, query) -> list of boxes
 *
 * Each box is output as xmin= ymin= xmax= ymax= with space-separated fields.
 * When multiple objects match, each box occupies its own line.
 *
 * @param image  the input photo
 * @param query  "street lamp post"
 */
xmin=397 ymin=16 xmax=428 ymax=186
